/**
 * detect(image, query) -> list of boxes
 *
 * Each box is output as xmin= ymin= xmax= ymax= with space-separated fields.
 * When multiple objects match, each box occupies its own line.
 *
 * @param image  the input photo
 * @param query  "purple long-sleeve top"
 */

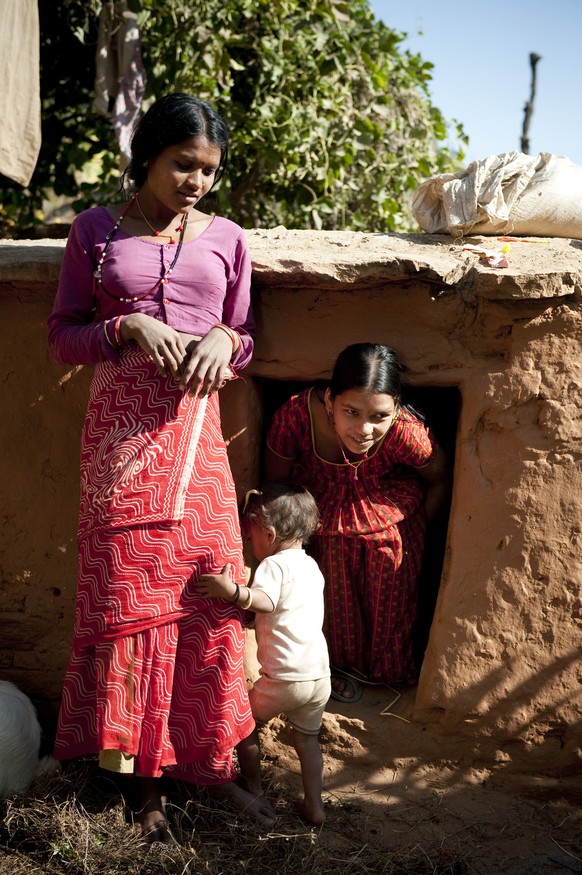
xmin=48 ymin=206 xmax=255 ymax=369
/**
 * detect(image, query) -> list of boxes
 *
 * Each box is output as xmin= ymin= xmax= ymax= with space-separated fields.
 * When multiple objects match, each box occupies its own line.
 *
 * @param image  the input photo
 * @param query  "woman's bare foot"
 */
xmin=331 ymin=675 xmax=356 ymax=698
xmin=135 ymin=777 xmax=171 ymax=844
xmin=236 ymin=772 xmax=262 ymax=797
xmin=209 ymin=781 xmax=276 ymax=828
xmin=330 ymin=670 xmax=363 ymax=703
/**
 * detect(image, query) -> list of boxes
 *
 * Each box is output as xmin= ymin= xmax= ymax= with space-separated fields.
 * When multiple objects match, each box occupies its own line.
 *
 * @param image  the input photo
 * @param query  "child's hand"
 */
xmin=196 ymin=564 xmax=237 ymax=601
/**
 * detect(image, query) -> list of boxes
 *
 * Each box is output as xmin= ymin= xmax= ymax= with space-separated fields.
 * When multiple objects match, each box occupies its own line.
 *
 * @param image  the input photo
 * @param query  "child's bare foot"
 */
xmin=291 ymin=727 xmax=326 ymax=826
xmin=296 ymin=797 xmax=326 ymax=826
xmin=135 ymin=777 xmax=171 ymax=844
xmin=209 ymin=781 xmax=276 ymax=828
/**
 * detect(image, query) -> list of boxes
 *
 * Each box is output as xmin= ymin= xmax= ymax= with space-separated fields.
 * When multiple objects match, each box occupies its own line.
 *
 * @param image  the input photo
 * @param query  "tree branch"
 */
xmin=520 ymin=52 xmax=542 ymax=154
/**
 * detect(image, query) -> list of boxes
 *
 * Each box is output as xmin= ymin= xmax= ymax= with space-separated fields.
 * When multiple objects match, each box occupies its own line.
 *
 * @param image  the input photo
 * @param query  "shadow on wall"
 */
xmin=257 ymin=378 xmax=461 ymax=678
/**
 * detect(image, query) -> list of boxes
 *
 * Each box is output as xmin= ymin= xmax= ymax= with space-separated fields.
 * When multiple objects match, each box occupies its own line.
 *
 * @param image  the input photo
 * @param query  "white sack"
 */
xmin=412 ymin=151 xmax=582 ymax=239
xmin=0 ymin=681 xmax=59 ymax=798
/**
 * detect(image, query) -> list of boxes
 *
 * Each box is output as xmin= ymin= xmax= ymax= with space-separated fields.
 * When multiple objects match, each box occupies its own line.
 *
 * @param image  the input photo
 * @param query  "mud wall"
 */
xmin=0 ymin=231 xmax=580 ymax=763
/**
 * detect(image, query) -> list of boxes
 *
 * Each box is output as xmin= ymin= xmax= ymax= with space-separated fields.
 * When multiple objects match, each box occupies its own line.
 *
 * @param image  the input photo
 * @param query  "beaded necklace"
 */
xmin=93 ymin=197 xmax=189 ymax=303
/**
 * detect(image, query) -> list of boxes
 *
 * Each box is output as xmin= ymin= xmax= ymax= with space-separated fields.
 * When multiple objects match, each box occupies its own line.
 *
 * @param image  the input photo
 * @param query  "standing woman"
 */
xmin=48 ymin=93 xmax=273 ymax=839
xmin=265 ymin=344 xmax=450 ymax=704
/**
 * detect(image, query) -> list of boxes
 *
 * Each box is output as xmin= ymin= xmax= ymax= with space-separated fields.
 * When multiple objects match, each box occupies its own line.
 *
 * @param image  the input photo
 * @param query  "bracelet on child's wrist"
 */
xmin=239 ymin=587 xmax=253 ymax=610
xmin=231 ymin=583 xmax=240 ymax=603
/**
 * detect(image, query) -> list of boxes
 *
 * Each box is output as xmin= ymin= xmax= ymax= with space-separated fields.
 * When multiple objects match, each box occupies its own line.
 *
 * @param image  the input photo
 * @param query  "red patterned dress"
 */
xmin=267 ymin=388 xmax=436 ymax=684
xmin=53 ymin=350 xmax=254 ymax=783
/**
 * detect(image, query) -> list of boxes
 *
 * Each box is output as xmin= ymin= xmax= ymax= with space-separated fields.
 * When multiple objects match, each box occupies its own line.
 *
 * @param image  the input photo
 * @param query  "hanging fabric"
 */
xmin=0 ymin=0 xmax=41 ymax=187
xmin=93 ymin=0 xmax=147 ymax=167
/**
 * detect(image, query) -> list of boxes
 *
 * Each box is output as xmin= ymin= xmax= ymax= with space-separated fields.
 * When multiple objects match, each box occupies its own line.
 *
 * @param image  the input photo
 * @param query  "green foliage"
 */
xmin=0 ymin=0 xmax=467 ymax=236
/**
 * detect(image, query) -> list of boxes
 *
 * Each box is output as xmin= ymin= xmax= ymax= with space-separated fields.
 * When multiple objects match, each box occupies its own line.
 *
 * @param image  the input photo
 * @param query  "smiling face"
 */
xmin=326 ymin=387 xmax=397 ymax=455
xmin=140 ymin=135 xmax=223 ymax=218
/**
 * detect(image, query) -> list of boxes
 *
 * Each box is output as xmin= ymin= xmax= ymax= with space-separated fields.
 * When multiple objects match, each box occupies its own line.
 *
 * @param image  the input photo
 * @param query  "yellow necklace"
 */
xmin=336 ymin=434 xmax=367 ymax=480
xmin=134 ymin=193 xmax=185 ymax=244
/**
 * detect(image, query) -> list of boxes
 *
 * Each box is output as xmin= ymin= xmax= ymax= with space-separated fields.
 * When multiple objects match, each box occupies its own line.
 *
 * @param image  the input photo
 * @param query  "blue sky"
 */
xmin=369 ymin=0 xmax=582 ymax=166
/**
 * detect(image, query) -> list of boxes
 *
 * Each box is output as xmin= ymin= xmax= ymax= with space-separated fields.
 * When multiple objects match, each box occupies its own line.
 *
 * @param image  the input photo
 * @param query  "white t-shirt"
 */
xmin=252 ymin=548 xmax=330 ymax=682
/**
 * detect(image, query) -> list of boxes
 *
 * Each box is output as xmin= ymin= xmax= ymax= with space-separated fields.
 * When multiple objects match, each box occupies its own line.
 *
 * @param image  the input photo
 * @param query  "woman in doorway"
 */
xmin=265 ymin=343 xmax=450 ymax=703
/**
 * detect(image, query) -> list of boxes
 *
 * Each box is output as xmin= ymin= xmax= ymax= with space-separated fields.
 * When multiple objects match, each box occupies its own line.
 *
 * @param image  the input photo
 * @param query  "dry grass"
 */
xmin=0 ymin=759 xmax=469 ymax=875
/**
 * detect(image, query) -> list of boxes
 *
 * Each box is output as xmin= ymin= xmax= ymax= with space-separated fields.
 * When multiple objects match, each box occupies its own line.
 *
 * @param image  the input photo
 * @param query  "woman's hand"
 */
xmin=178 ymin=326 xmax=233 ymax=395
xmin=120 ymin=313 xmax=188 ymax=380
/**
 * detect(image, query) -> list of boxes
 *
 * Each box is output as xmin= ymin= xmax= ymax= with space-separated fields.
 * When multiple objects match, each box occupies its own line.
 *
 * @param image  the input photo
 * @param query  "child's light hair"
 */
xmin=242 ymin=482 xmax=320 ymax=545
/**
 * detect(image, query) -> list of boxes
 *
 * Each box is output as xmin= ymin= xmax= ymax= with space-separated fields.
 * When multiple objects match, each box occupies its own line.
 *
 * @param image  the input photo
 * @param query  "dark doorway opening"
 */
xmin=401 ymin=384 xmax=459 ymax=672
xmin=257 ymin=379 xmax=461 ymax=676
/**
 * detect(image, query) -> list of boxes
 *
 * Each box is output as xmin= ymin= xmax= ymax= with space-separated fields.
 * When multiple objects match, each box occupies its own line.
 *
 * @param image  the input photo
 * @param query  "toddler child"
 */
xmin=196 ymin=482 xmax=331 ymax=825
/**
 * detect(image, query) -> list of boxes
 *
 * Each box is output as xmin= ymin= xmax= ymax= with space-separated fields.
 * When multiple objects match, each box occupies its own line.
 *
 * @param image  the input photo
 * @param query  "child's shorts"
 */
xmin=249 ymin=674 xmax=331 ymax=735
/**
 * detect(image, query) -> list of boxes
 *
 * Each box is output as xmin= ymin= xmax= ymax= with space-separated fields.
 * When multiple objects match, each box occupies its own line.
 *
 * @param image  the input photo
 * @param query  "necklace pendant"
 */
xmin=169 ymin=237 xmax=175 ymax=244
xmin=154 ymin=230 xmax=160 ymax=237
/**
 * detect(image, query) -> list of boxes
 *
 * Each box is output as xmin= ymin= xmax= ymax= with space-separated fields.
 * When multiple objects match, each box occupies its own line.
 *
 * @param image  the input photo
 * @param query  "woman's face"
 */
xmin=326 ymin=388 xmax=397 ymax=455
xmin=142 ymin=135 xmax=222 ymax=216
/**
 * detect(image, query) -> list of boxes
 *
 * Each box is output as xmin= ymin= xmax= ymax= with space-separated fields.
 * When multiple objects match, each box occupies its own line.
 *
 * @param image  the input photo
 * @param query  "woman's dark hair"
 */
xmin=242 ymin=482 xmax=320 ymax=545
xmin=125 ymin=93 xmax=229 ymax=190
xmin=329 ymin=343 xmax=404 ymax=401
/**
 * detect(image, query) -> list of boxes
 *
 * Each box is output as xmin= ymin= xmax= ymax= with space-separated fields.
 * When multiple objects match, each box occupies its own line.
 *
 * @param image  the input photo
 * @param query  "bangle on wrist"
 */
xmin=230 ymin=329 xmax=241 ymax=355
xmin=239 ymin=586 xmax=253 ymax=610
xmin=212 ymin=323 xmax=241 ymax=359
xmin=103 ymin=319 xmax=117 ymax=349
xmin=104 ymin=316 xmax=126 ymax=350
xmin=113 ymin=314 xmax=126 ymax=347
xmin=231 ymin=583 xmax=240 ymax=603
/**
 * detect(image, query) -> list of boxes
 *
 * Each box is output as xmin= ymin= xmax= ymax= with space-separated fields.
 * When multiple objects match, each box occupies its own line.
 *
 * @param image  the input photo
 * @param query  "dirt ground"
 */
xmin=257 ymin=681 xmax=582 ymax=875
xmin=1 ymin=680 xmax=581 ymax=875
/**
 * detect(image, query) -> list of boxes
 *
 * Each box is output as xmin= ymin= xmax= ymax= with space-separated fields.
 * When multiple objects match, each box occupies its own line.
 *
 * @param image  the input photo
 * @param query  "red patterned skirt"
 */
xmin=54 ymin=348 xmax=254 ymax=782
